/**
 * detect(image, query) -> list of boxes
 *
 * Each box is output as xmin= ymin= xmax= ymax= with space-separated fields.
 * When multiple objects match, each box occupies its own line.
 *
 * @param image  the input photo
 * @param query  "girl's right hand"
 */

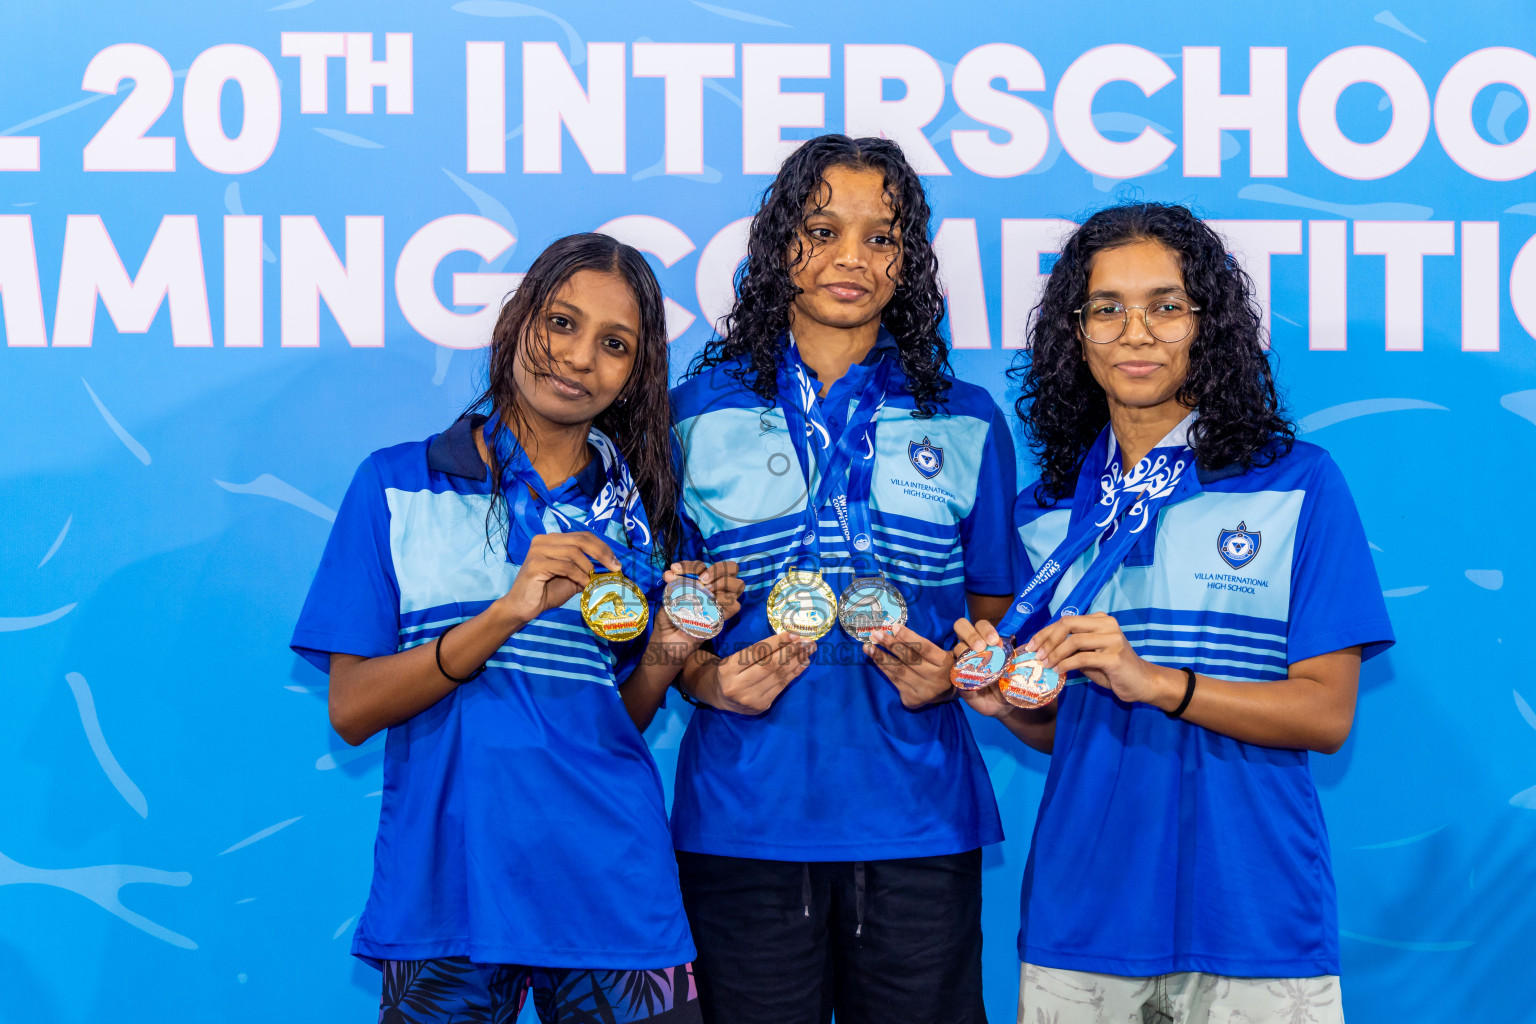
xmin=952 ymin=617 xmax=1016 ymax=720
xmin=497 ymin=532 xmax=620 ymax=631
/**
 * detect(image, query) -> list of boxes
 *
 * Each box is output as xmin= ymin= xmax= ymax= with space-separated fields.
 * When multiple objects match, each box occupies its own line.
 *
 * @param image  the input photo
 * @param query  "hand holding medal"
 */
xmin=497 ymin=531 xmax=627 ymax=633
xmin=951 ymin=616 xmax=1063 ymax=710
xmin=949 ymin=419 xmax=1203 ymax=707
xmin=660 ymin=560 xmax=744 ymax=640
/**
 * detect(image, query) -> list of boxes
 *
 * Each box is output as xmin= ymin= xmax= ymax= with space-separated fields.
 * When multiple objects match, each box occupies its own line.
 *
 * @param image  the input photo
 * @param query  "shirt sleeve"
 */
xmin=959 ymin=403 xmax=1021 ymax=596
xmin=1286 ymin=452 xmax=1395 ymax=664
xmin=289 ymin=455 xmax=402 ymax=673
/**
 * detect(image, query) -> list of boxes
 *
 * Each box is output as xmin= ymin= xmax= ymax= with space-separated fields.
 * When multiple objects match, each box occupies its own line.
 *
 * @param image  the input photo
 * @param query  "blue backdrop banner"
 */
xmin=4 ymin=1 xmax=1535 ymax=1021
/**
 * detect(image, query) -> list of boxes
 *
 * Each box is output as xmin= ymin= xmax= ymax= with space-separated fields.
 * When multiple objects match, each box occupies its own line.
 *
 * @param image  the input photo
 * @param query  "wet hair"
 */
xmin=688 ymin=134 xmax=952 ymax=416
xmin=468 ymin=232 xmax=680 ymax=562
xmin=1014 ymin=202 xmax=1295 ymax=503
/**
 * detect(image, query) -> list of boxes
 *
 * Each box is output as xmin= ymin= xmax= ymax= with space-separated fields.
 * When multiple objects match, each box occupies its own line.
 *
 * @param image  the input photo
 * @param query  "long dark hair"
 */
xmin=469 ymin=232 xmax=680 ymax=562
xmin=688 ymin=134 xmax=952 ymax=416
xmin=1015 ymin=202 xmax=1295 ymax=503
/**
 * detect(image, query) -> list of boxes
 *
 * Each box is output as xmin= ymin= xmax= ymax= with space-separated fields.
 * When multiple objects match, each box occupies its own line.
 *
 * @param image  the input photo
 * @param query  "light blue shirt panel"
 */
xmin=867 ymin=408 xmax=990 ymax=525
xmin=1031 ymin=489 xmax=1305 ymax=681
xmin=387 ymin=488 xmax=512 ymax=613
xmin=1018 ymin=507 xmax=1071 ymax=570
xmin=385 ymin=486 xmax=629 ymax=684
xmin=674 ymin=406 xmax=806 ymax=539
xmin=1130 ymin=488 xmax=1302 ymax=625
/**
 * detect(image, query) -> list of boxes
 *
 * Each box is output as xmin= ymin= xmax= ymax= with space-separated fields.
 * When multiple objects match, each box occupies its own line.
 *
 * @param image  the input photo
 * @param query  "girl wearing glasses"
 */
xmin=954 ymin=203 xmax=1392 ymax=1023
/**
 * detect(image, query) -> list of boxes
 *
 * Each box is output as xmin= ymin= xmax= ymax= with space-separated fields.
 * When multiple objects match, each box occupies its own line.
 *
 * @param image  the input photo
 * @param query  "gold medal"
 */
xmin=1000 ymin=647 xmax=1064 ymax=708
xmin=838 ymin=576 xmax=908 ymax=643
xmin=766 ymin=569 xmax=837 ymax=640
xmin=580 ymin=571 xmax=649 ymax=642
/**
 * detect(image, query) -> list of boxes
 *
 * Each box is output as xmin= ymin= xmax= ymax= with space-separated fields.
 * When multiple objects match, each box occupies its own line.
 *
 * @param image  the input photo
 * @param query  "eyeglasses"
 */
xmin=1073 ymin=297 xmax=1201 ymax=344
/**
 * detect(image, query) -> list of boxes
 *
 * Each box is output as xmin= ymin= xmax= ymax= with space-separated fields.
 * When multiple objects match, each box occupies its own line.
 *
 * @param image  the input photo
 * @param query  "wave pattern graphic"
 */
xmin=38 ymin=515 xmax=72 ymax=568
xmin=1465 ymin=570 xmax=1503 ymax=590
xmin=1514 ymin=690 xmax=1536 ymax=731
xmin=223 ymin=183 xmax=277 ymax=262
xmin=451 ymin=2 xmax=584 ymax=64
xmin=82 ymin=378 xmax=152 ymax=465
xmin=0 ymin=849 xmax=194 ymax=949
xmin=1356 ymin=823 xmax=1447 ymax=850
xmin=688 ymin=0 xmax=791 ymax=26
xmin=1500 ymin=390 xmax=1536 ymax=427
xmin=1373 ymin=10 xmax=1427 ymax=43
xmin=0 ymin=604 xmax=77 ymax=631
xmin=632 ymin=157 xmax=722 ymax=183
xmin=1341 ymin=930 xmax=1472 ymax=952
xmin=1297 ymin=398 xmax=1447 ymax=434
xmin=65 ymin=672 xmax=148 ymax=819
xmin=215 ymin=475 xmax=337 ymax=522
xmin=220 ymin=817 xmax=303 ymax=855
xmin=316 ymin=738 xmax=383 ymax=770
xmin=314 ymin=127 xmax=384 ymax=149
xmin=1488 ymin=90 xmax=1524 ymax=145
xmin=1 ymin=92 xmax=111 ymax=136
xmin=1238 ymin=184 xmax=1432 ymax=221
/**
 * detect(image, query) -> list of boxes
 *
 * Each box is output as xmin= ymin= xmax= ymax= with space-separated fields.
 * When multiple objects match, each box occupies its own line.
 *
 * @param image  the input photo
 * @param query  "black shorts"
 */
xmin=377 ymin=958 xmax=702 ymax=1023
xmin=676 ymin=849 xmax=987 ymax=1024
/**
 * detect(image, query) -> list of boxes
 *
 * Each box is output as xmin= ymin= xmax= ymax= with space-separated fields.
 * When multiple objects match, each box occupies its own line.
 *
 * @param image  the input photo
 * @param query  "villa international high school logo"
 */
xmin=1217 ymin=522 xmax=1261 ymax=570
xmin=909 ymin=437 xmax=943 ymax=479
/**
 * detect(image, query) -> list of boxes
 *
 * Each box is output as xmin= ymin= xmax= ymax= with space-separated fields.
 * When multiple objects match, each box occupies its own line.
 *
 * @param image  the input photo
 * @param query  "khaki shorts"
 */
xmin=1017 ymin=962 xmax=1344 ymax=1024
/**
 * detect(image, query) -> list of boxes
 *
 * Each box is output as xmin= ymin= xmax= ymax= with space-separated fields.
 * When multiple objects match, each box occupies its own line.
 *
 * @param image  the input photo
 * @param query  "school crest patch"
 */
xmin=909 ymin=436 xmax=943 ymax=479
xmin=1217 ymin=521 xmax=1261 ymax=570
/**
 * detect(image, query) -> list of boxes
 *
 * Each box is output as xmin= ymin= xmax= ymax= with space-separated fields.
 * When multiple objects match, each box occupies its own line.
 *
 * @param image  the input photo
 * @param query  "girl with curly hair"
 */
xmin=669 ymin=135 xmax=1019 ymax=1023
xmin=291 ymin=233 xmax=744 ymax=1023
xmin=954 ymin=203 xmax=1394 ymax=1024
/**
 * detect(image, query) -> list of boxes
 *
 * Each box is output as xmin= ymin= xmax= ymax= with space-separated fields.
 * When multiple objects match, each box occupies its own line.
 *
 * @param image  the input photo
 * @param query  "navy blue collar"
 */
xmin=427 ymin=414 xmax=605 ymax=499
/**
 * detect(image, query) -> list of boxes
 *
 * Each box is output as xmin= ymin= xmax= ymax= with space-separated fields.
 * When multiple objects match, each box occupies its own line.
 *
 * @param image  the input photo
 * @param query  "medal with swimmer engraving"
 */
xmin=580 ymin=571 xmax=649 ymax=642
xmin=837 ymin=576 xmax=908 ymax=643
xmin=766 ymin=569 xmax=838 ymax=641
xmin=950 ymin=639 xmax=1015 ymax=691
xmin=1000 ymin=647 xmax=1063 ymax=708
xmin=662 ymin=575 xmax=724 ymax=640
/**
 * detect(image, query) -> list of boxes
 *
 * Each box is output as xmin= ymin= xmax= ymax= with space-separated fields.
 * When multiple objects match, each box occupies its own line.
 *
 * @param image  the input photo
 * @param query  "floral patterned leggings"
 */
xmin=379 ymin=957 xmax=701 ymax=1024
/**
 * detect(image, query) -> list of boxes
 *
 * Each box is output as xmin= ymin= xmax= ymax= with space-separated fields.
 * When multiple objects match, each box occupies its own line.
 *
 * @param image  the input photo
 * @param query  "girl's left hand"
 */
xmin=866 ymin=625 xmax=955 ymax=709
xmin=1027 ymin=612 xmax=1179 ymax=706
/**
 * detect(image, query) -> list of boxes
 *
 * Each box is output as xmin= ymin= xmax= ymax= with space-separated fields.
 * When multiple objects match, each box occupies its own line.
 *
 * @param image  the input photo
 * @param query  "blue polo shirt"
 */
xmin=1015 ymin=433 xmax=1393 ymax=978
xmin=290 ymin=415 xmax=694 ymax=969
xmin=669 ymin=343 xmax=1015 ymax=860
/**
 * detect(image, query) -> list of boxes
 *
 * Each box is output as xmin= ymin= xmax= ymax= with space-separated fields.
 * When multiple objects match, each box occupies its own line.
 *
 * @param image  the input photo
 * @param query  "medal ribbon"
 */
xmin=489 ymin=421 xmax=661 ymax=593
xmin=995 ymin=423 xmax=1200 ymax=641
xmin=776 ymin=337 xmax=894 ymax=577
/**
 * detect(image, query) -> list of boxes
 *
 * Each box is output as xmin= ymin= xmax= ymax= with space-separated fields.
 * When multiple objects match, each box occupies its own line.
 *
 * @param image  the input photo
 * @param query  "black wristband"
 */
xmin=435 ymin=621 xmax=484 ymax=684
xmin=1165 ymin=667 xmax=1197 ymax=719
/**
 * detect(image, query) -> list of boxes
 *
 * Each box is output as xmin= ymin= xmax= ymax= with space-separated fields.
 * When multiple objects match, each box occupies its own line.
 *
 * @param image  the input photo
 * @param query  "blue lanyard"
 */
xmin=489 ymin=421 xmax=660 ymax=592
xmin=776 ymin=339 xmax=894 ymax=576
xmin=996 ymin=427 xmax=1199 ymax=640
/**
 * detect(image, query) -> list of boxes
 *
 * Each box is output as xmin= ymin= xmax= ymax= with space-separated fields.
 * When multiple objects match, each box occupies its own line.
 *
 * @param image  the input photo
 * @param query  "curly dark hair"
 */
xmin=468 ymin=232 xmax=680 ymax=563
xmin=688 ymin=134 xmax=952 ymax=416
xmin=1015 ymin=202 xmax=1294 ymax=503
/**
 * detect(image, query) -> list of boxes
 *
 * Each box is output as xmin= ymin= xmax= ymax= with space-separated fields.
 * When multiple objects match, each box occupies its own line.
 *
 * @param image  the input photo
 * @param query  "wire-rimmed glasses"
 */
xmin=1073 ymin=297 xmax=1201 ymax=344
